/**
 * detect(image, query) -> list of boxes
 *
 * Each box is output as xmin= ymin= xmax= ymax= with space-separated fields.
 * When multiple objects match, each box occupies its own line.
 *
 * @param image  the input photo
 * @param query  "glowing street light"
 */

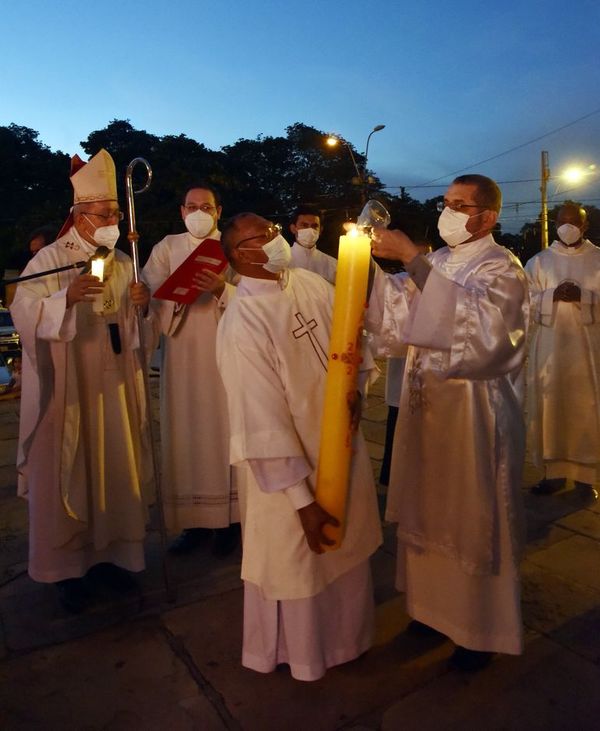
xmin=540 ymin=152 xmax=596 ymax=249
xmin=561 ymin=164 xmax=596 ymax=185
xmin=325 ymin=125 xmax=386 ymax=202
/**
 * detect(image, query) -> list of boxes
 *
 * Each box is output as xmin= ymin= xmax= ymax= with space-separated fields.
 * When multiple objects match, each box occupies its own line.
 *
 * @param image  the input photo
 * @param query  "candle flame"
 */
xmin=91 ymin=258 xmax=105 ymax=281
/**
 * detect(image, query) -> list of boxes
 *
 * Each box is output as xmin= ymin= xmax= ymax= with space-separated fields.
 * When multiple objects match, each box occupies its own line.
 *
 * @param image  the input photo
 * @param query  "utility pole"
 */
xmin=540 ymin=150 xmax=550 ymax=249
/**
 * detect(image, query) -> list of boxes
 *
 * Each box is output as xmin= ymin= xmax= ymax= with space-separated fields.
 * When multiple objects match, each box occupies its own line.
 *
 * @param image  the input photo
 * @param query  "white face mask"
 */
xmin=296 ymin=228 xmax=319 ymax=248
xmin=557 ymin=223 xmax=582 ymax=247
xmin=437 ymin=207 xmax=474 ymax=248
xmin=84 ymin=216 xmax=120 ymax=249
xmin=185 ymin=209 xmax=215 ymax=239
xmin=261 ymin=234 xmax=292 ymax=273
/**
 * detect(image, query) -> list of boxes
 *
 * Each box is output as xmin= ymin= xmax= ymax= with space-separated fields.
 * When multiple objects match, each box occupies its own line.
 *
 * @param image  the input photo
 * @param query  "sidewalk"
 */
xmin=1 ymin=374 xmax=599 ymax=730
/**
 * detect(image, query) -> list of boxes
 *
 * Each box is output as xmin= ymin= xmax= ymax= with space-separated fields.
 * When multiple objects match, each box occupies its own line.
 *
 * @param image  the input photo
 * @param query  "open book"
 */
xmin=152 ymin=238 xmax=228 ymax=304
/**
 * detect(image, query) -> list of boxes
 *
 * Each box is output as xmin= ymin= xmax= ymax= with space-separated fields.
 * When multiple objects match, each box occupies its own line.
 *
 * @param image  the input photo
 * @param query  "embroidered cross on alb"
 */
xmin=292 ymin=312 xmax=328 ymax=370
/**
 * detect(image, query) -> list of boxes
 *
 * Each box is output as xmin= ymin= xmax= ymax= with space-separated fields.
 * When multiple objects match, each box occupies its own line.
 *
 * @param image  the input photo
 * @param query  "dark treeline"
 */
xmin=2 ymin=119 xmax=598 ymax=272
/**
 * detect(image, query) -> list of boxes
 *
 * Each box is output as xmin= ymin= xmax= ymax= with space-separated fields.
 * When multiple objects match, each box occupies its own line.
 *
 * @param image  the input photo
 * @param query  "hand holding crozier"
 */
xmin=371 ymin=228 xmax=420 ymax=264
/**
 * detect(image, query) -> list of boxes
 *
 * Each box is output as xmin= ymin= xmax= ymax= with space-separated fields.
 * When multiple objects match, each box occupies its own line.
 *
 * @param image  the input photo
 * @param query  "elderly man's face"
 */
xmin=74 ymin=200 xmax=122 ymax=246
xmin=231 ymin=215 xmax=281 ymax=266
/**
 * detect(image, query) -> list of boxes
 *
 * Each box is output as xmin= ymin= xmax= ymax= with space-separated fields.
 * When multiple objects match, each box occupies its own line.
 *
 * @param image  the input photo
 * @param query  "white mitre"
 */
xmin=72 ymin=148 xmax=118 ymax=203
xmin=58 ymin=148 xmax=118 ymax=237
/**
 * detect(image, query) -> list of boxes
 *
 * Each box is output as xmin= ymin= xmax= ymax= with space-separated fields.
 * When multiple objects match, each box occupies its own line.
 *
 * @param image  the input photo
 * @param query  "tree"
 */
xmin=0 ymin=124 xmax=69 ymax=271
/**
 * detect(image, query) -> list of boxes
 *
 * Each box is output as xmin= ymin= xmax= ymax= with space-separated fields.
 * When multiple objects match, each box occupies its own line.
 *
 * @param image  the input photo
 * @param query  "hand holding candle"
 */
xmin=371 ymin=228 xmax=419 ymax=263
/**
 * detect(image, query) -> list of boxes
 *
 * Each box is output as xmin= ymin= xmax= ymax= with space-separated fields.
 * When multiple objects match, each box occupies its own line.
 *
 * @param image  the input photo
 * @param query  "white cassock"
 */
xmin=366 ymin=234 xmax=528 ymax=655
xmin=525 ymin=239 xmax=600 ymax=484
xmin=289 ymin=242 xmax=337 ymax=284
xmin=11 ymin=228 xmax=155 ymax=582
xmin=142 ymin=232 xmax=239 ymax=531
xmin=216 ymin=268 xmax=382 ymax=681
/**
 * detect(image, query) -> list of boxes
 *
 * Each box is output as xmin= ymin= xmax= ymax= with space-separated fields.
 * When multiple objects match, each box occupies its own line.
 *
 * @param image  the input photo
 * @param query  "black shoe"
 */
xmin=212 ymin=524 xmax=241 ymax=558
xmin=168 ymin=528 xmax=212 ymax=555
xmin=406 ymin=619 xmax=446 ymax=639
xmin=449 ymin=646 xmax=493 ymax=672
xmin=530 ymin=478 xmax=565 ymax=496
xmin=87 ymin=563 xmax=136 ymax=593
xmin=55 ymin=578 xmax=91 ymax=614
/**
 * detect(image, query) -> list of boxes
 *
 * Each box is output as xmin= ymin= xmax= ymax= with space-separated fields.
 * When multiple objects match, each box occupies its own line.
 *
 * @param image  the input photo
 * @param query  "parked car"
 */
xmin=0 ymin=308 xmax=20 ymax=354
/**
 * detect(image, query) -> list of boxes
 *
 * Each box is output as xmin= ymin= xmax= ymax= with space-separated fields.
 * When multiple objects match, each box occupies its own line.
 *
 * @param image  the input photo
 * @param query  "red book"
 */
xmin=152 ymin=238 xmax=228 ymax=304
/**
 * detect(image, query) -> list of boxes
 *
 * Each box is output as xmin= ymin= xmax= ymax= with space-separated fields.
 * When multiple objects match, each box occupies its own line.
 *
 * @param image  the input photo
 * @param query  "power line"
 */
xmin=403 ymin=106 xmax=600 ymax=188
xmin=383 ymin=178 xmax=542 ymax=190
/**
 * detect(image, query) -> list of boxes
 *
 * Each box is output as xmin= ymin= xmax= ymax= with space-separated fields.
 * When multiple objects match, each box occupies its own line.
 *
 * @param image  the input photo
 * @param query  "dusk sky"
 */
xmin=2 ymin=0 xmax=599 ymax=232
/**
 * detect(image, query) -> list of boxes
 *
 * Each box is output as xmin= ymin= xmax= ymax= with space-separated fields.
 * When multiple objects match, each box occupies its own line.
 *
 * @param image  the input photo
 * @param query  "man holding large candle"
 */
xmin=216 ymin=212 xmax=381 ymax=681
xmin=11 ymin=149 xmax=154 ymax=613
xmin=368 ymin=174 xmax=528 ymax=672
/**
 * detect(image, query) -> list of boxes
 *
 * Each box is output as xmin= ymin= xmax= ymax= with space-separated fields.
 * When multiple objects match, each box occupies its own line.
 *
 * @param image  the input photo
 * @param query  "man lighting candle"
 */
xmin=11 ymin=149 xmax=155 ymax=613
xmin=216 ymin=213 xmax=381 ymax=681
xmin=367 ymin=174 xmax=529 ymax=672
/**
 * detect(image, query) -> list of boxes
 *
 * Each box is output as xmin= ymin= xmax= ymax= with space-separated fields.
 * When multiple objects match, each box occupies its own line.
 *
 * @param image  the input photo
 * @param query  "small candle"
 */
xmin=91 ymin=257 xmax=105 ymax=313
xmin=315 ymin=227 xmax=371 ymax=550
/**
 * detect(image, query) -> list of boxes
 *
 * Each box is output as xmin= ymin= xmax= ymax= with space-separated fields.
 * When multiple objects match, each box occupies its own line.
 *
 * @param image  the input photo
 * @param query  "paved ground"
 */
xmin=1 ymin=371 xmax=600 ymax=730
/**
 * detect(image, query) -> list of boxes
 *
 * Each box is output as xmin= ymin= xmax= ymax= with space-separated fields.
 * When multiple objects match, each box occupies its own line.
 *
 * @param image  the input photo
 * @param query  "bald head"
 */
xmin=221 ymin=213 xmax=267 ymax=261
xmin=557 ymin=203 xmax=587 ymax=227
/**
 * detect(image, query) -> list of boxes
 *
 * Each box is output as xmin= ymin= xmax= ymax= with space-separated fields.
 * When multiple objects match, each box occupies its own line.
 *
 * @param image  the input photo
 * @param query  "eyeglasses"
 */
xmin=236 ymin=223 xmax=282 ymax=249
xmin=83 ymin=210 xmax=124 ymax=222
xmin=436 ymin=201 xmax=484 ymax=213
xmin=183 ymin=204 xmax=217 ymax=214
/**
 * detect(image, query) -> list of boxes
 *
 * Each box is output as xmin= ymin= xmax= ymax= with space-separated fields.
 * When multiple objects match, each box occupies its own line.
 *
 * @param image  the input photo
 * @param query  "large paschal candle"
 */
xmin=315 ymin=227 xmax=371 ymax=549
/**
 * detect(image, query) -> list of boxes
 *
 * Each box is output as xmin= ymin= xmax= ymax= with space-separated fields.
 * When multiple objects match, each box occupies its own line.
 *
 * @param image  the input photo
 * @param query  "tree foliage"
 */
xmin=4 ymin=118 xmax=596 ymax=275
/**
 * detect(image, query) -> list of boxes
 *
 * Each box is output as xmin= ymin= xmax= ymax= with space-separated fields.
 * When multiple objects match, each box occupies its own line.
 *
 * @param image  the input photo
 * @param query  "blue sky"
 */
xmin=2 ymin=0 xmax=599 ymax=232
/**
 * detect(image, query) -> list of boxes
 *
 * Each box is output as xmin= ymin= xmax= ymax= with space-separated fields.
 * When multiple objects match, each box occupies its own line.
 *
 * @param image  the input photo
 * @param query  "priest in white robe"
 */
xmin=525 ymin=203 xmax=600 ymax=495
xmin=11 ymin=149 xmax=155 ymax=612
xmin=142 ymin=184 xmax=240 ymax=557
xmin=216 ymin=213 xmax=382 ymax=681
xmin=289 ymin=205 xmax=337 ymax=284
xmin=367 ymin=174 xmax=529 ymax=672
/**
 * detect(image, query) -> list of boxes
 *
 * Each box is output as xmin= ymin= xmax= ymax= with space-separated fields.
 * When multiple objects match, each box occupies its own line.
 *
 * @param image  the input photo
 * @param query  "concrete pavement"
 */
xmin=1 ymin=372 xmax=600 ymax=730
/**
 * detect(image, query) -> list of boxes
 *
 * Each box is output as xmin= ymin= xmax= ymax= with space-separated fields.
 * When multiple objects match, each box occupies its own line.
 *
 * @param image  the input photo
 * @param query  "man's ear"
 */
xmin=485 ymin=210 xmax=499 ymax=229
xmin=290 ymin=223 xmax=298 ymax=236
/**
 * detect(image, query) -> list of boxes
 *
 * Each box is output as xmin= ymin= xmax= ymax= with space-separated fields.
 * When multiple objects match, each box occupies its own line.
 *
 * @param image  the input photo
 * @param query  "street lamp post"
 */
xmin=541 ymin=150 xmax=550 ymax=249
xmin=326 ymin=125 xmax=386 ymax=203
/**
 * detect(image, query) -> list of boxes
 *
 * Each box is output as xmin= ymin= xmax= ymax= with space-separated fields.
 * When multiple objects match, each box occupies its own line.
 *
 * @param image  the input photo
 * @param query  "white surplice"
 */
xmin=289 ymin=242 xmax=337 ymax=284
xmin=525 ymin=239 xmax=600 ymax=484
xmin=11 ymin=229 xmax=155 ymax=582
xmin=366 ymin=234 xmax=529 ymax=654
xmin=216 ymin=268 xmax=382 ymax=679
xmin=142 ymin=232 xmax=239 ymax=531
